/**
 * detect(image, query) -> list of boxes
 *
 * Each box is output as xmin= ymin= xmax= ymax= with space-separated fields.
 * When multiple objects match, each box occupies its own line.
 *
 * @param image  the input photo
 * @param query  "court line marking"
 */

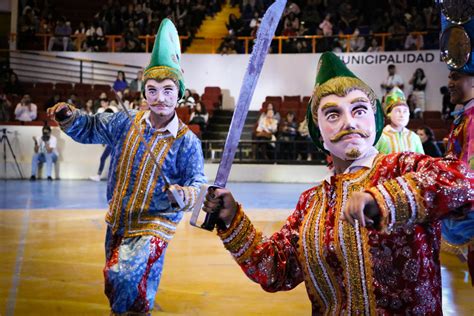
xmin=6 ymin=208 xmax=30 ymax=316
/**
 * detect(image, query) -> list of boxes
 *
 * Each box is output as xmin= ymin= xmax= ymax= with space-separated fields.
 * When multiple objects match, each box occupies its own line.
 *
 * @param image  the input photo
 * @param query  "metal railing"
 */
xmin=9 ymin=50 xmax=142 ymax=85
xmin=9 ymin=31 xmax=433 ymax=54
xmin=201 ymin=139 xmax=326 ymax=164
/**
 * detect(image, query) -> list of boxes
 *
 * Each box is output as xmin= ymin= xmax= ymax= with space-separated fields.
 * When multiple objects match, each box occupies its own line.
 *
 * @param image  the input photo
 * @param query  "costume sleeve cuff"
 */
xmin=181 ymin=186 xmax=197 ymax=212
xmin=366 ymin=175 xmax=423 ymax=233
xmin=217 ymin=204 xmax=262 ymax=264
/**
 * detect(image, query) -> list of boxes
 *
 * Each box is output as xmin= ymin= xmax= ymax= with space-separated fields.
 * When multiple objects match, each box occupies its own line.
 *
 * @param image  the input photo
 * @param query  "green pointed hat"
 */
xmin=143 ymin=18 xmax=185 ymax=98
xmin=383 ymin=87 xmax=407 ymax=115
xmin=306 ymin=52 xmax=384 ymax=154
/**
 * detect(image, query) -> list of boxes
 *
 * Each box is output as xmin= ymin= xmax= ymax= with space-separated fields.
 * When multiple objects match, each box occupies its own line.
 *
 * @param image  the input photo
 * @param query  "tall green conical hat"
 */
xmin=383 ymin=87 xmax=407 ymax=115
xmin=306 ymin=52 xmax=384 ymax=154
xmin=143 ymin=18 xmax=185 ymax=98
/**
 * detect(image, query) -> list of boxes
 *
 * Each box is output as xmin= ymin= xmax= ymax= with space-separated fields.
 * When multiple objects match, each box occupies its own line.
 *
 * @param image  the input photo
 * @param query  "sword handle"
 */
xmin=201 ymin=211 xmax=220 ymax=231
xmin=190 ymin=184 xmax=224 ymax=231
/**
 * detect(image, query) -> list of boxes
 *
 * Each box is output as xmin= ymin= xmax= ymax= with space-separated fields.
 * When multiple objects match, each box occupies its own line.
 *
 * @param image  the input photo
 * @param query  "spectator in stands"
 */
xmin=440 ymin=86 xmax=455 ymax=120
xmin=408 ymin=68 xmax=427 ymax=118
xmin=189 ymin=101 xmax=209 ymax=131
xmin=347 ymin=28 xmax=366 ymax=52
xmin=296 ymin=116 xmax=314 ymax=161
xmin=30 ymin=125 xmax=58 ymax=181
xmin=129 ymin=69 xmax=144 ymax=94
xmin=282 ymin=12 xmax=299 ymax=36
xmin=380 ymin=64 xmax=404 ymax=94
xmin=259 ymin=103 xmax=280 ymax=123
xmin=85 ymin=20 xmax=105 ymax=52
xmin=226 ymin=13 xmax=243 ymax=36
xmin=45 ymin=92 xmax=63 ymax=109
xmin=94 ymin=92 xmax=108 ymax=109
xmin=178 ymin=89 xmax=195 ymax=109
xmin=67 ymin=93 xmax=82 ymax=109
xmin=278 ymin=111 xmax=298 ymax=160
xmin=4 ymin=72 xmax=24 ymax=96
xmin=0 ymin=93 xmax=12 ymax=121
xmin=74 ymin=21 xmax=87 ymax=51
xmin=387 ymin=19 xmax=407 ymax=51
xmin=416 ymin=126 xmax=442 ymax=157
xmin=112 ymin=71 xmax=128 ymax=92
xmin=48 ymin=17 xmax=72 ymax=51
xmin=367 ymin=37 xmax=382 ymax=52
xmin=404 ymin=31 xmax=424 ymax=50
xmin=255 ymin=108 xmax=278 ymax=160
xmin=81 ymin=99 xmax=95 ymax=115
xmin=130 ymin=95 xmax=143 ymax=110
xmin=18 ymin=7 xmax=38 ymax=49
xmin=375 ymin=87 xmax=424 ymax=154
xmin=14 ymin=94 xmax=37 ymax=122
xmin=319 ymin=14 xmax=333 ymax=36
xmin=123 ymin=21 xmax=141 ymax=51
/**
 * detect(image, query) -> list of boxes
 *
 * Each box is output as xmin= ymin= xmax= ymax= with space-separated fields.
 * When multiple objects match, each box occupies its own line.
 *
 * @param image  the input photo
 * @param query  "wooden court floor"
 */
xmin=0 ymin=209 xmax=473 ymax=315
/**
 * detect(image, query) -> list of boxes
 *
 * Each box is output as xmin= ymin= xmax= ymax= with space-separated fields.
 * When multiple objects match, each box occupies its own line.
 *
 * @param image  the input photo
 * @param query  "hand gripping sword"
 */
xmin=190 ymin=0 xmax=287 ymax=230
xmin=112 ymin=90 xmax=185 ymax=209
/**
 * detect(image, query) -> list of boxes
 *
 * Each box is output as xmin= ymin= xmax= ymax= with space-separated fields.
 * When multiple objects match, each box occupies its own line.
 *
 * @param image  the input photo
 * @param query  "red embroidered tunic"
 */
xmin=217 ymin=153 xmax=473 ymax=315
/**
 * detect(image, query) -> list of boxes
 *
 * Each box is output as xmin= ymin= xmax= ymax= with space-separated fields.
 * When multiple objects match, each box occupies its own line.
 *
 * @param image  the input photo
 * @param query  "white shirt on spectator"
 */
xmin=36 ymin=134 xmax=58 ymax=155
xmin=382 ymin=74 xmax=404 ymax=92
xmin=15 ymin=102 xmax=37 ymax=121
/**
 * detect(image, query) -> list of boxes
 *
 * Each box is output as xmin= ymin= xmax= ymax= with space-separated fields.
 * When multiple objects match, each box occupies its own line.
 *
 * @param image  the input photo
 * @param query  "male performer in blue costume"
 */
xmin=48 ymin=19 xmax=206 ymax=315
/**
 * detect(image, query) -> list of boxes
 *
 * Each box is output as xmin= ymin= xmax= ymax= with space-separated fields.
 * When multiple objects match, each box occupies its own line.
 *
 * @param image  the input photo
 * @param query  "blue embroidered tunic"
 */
xmin=62 ymin=109 xmax=207 ymax=241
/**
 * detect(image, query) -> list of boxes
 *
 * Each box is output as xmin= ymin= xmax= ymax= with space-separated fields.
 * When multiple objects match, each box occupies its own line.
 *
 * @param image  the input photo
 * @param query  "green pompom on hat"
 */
xmin=306 ymin=52 xmax=384 ymax=154
xmin=383 ymin=87 xmax=407 ymax=115
xmin=143 ymin=18 xmax=185 ymax=98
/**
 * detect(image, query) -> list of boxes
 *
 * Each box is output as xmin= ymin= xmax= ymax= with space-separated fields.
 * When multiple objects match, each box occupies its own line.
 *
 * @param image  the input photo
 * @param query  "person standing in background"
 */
xmin=408 ymin=68 xmax=427 ymax=118
xmin=380 ymin=64 xmax=404 ymax=94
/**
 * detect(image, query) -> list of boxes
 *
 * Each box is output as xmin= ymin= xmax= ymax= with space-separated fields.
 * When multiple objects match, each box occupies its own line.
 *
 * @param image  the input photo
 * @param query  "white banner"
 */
xmin=49 ymin=50 xmax=449 ymax=112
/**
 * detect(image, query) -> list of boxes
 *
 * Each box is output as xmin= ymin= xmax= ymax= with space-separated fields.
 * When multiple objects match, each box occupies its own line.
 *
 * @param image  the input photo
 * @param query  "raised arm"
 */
xmin=204 ymin=188 xmax=313 ymax=292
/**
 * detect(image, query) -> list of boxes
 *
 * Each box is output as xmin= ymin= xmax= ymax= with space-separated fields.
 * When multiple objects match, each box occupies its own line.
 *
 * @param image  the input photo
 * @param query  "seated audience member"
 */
xmin=189 ymin=101 xmax=209 ymax=131
xmin=178 ymin=89 xmax=196 ymax=109
xmin=417 ymin=126 xmax=442 ymax=157
xmin=4 ymin=72 xmax=24 ymax=96
xmin=112 ymin=71 xmax=128 ymax=92
xmin=45 ymin=92 xmax=63 ymax=109
xmin=259 ymin=102 xmax=281 ymax=123
xmin=278 ymin=111 xmax=298 ymax=160
xmin=129 ymin=69 xmax=144 ymax=93
xmin=48 ymin=17 xmax=72 ymax=51
xmin=14 ymin=94 xmax=37 ymax=122
xmin=30 ymin=125 xmax=58 ymax=181
xmin=255 ymin=108 xmax=278 ymax=160
xmin=296 ymin=116 xmax=314 ymax=161
xmin=0 ymin=93 xmax=12 ymax=121
xmin=81 ymin=99 xmax=95 ymax=115
xmin=67 ymin=93 xmax=82 ymax=109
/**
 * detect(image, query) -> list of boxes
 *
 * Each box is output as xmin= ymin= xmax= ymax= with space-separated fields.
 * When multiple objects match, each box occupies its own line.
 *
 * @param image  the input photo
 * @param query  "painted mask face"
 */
xmin=144 ymin=78 xmax=179 ymax=117
xmin=317 ymin=89 xmax=376 ymax=160
xmin=389 ymin=104 xmax=410 ymax=129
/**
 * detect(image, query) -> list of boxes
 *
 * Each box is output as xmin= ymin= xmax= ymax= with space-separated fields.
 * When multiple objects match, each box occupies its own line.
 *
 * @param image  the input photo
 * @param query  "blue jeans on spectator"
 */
xmin=31 ymin=152 xmax=58 ymax=178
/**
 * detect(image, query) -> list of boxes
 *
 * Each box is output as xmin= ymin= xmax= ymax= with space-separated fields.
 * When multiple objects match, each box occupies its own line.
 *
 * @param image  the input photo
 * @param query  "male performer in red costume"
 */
xmin=203 ymin=52 xmax=473 ymax=314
